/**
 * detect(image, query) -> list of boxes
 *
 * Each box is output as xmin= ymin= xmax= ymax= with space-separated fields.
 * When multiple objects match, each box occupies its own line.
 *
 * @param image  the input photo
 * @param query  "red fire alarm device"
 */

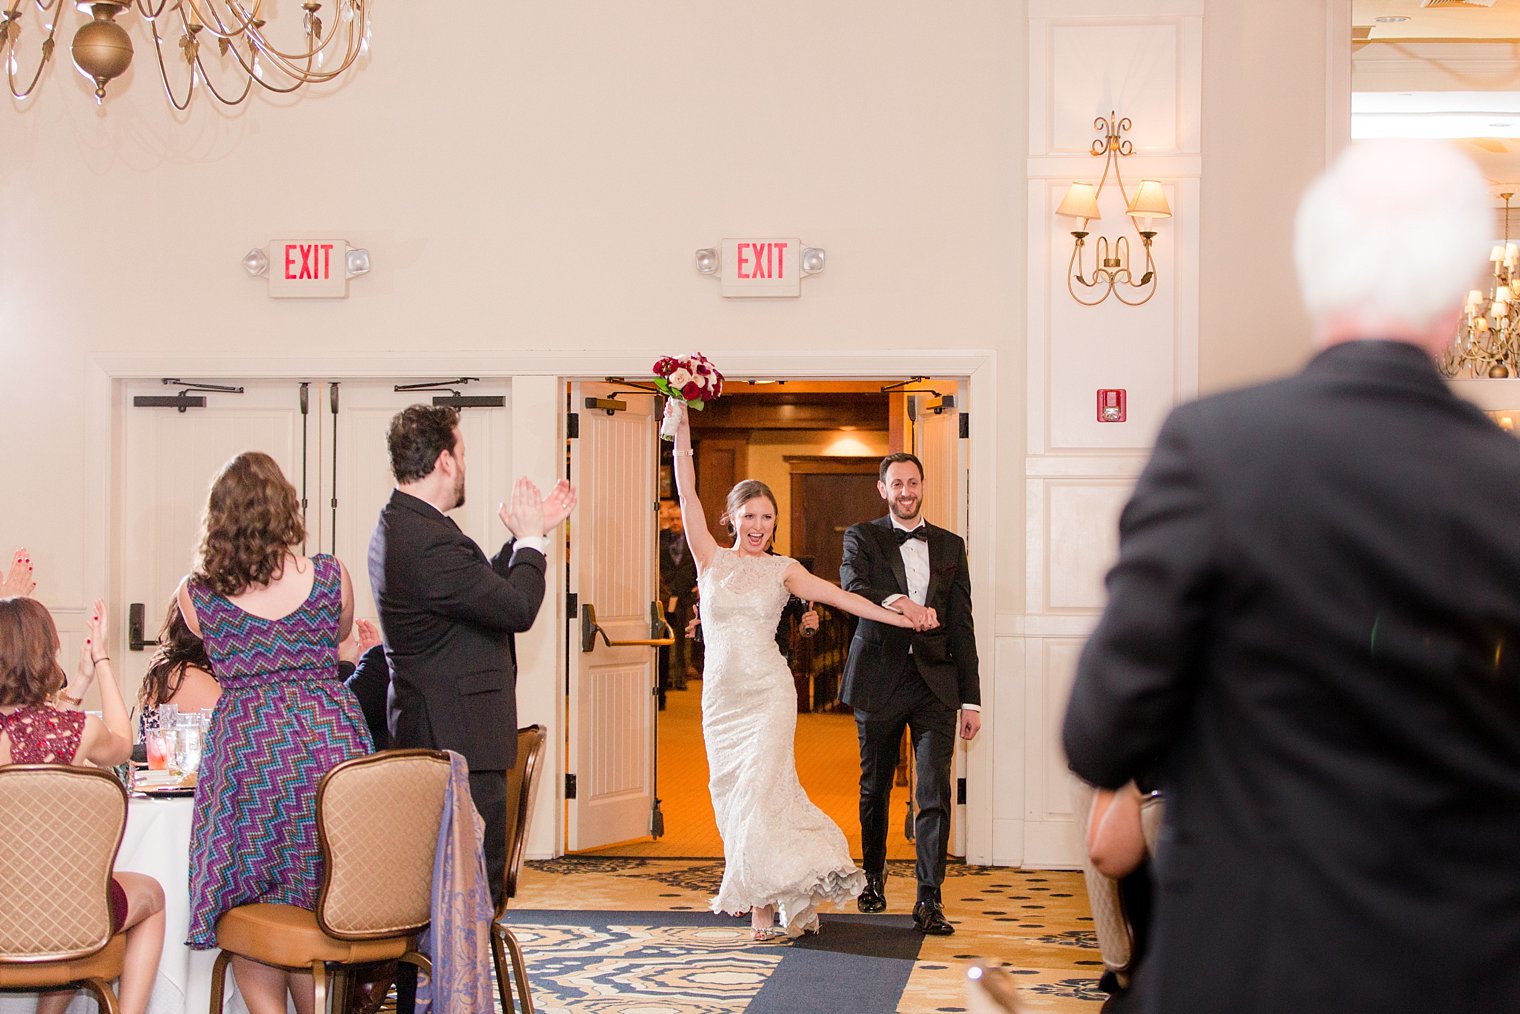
xmin=1097 ymin=389 xmax=1126 ymax=422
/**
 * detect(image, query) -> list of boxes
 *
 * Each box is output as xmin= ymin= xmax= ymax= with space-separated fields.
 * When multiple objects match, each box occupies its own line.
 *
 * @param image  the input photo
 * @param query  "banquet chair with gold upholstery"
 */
xmin=209 ymin=749 xmax=451 ymax=1014
xmin=0 ymin=765 xmax=129 ymax=1014
xmin=1068 ymin=778 xmax=1138 ymax=991
xmin=492 ymin=724 xmax=546 ymax=1014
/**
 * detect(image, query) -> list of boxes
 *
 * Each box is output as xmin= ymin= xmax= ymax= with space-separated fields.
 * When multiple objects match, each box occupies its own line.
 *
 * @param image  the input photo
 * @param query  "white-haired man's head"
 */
xmin=1294 ymin=140 xmax=1492 ymax=354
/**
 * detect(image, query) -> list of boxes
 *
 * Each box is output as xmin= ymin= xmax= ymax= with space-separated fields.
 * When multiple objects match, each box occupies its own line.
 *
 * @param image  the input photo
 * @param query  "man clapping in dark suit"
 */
xmin=368 ymin=404 xmax=576 ymax=905
xmin=841 ymin=452 xmax=980 ymax=935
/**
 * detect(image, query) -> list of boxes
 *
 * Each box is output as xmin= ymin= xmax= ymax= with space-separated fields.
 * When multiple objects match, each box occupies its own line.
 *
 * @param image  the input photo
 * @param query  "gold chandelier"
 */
xmin=1 ymin=0 xmax=369 ymax=106
xmin=1441 ymin=193 xmax=1520 ymax=379
xmin=1054 ymin=112 xmax=1172 ymax=307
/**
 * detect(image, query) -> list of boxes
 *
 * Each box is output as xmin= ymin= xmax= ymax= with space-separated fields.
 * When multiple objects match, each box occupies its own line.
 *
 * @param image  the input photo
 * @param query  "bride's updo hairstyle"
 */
xmin=720 ymin=479 xmax=779 ymax=534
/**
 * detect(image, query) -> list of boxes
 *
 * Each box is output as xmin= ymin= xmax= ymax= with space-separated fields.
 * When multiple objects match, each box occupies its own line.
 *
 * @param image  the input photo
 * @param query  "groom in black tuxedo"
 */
xmin=841 ymin=452 xmax=980 ymax=935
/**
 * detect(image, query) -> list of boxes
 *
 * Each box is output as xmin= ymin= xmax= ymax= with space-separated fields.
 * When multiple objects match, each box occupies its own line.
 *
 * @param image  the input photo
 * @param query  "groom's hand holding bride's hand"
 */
xmin=895 ymin=599 xmax=939 ymax=632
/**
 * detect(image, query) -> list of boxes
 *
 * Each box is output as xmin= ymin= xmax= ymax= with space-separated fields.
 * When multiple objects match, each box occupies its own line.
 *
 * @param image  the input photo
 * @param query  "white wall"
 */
xmin=0 ymin=0 xmax=1343 ymax=865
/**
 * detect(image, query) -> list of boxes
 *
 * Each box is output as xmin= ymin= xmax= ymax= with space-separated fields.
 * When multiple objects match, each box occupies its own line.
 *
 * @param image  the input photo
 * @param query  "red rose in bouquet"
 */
xmin=653 ymin=353 xmax=724 ymax=440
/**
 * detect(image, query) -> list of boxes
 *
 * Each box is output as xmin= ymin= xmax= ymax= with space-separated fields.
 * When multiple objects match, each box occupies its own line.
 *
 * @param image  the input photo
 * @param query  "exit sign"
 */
xmin=265 ymin=239 xmax=350 ymax=298
xmin=720 ymin=238 xmax=801 ymax=298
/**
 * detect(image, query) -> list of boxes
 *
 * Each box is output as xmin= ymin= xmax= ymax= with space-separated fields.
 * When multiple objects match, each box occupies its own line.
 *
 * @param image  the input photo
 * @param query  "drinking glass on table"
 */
xmin=142 ymin=709 xmax=170 ymax=771
xmin=172 ymin=715 xmax=203 ymax=779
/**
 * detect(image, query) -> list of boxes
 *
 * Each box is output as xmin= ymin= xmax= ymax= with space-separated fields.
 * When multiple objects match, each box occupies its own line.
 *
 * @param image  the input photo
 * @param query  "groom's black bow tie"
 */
xmin=894 ymin=526 xmax=929 ymax=545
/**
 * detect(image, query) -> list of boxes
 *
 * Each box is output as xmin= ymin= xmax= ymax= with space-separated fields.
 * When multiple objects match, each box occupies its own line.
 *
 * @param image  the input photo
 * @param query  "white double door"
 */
xmin=115 ymin=378 xmax=512 ymax=703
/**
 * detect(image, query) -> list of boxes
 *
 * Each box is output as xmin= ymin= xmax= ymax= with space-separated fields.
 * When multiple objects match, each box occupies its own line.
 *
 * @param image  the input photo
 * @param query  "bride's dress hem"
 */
xmin=710 ymin=865 xmax=867 ymax=932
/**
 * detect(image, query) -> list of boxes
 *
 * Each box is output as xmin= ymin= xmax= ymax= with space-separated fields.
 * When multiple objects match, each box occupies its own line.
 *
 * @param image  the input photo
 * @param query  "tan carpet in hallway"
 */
xmin=583 ymin=675 xmax=914 ymax=860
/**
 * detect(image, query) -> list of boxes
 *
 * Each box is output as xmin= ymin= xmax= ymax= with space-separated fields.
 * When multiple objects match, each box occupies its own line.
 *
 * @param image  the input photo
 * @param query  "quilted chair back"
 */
xmin=0 ymin=765 xmax=126 ymax=961
xmin=315 ymin=750 xmax=450 ymax=940
xmin=1068 ymin=778 xmax=1135 ymax=979
xmin=500 ymin=724 xmax=546 ymax=912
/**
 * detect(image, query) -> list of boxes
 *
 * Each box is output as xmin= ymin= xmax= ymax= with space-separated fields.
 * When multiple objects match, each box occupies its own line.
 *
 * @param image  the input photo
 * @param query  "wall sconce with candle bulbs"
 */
xmin=1441 ymin=193 xmax=1520 ymax=379
xmin=1054 ymin=112 xmax=1171 ymax=307
xmin=0 ymin=0 xmax=370 ymax=107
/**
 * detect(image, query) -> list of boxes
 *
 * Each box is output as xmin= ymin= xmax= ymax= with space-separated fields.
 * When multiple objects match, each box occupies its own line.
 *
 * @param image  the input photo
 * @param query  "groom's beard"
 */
xmin=453 ymin=472 xmax=466 ymax=510
xmin=889 ymin=498 xmax=921 ymax=523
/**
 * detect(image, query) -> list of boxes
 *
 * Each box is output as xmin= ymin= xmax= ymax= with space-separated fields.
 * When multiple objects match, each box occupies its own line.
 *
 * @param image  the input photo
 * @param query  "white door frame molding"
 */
xmin=85 ymin=348 xmax=1001 ymax=863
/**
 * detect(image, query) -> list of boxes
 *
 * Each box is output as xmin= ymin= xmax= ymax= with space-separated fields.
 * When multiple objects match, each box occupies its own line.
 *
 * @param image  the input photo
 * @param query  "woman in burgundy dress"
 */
xmin=0 ymin=595 xmax=166 ymax=1014
xmin=177 ymin=451 xmax=372 ymax=1014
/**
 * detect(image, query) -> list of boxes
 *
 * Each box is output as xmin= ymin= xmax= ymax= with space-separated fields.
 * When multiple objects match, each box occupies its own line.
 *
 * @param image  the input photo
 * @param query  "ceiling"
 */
xmin=1355 ymin=0 xmax=1520 ymax=41
xmin=1354 ymin=1 xmax=1520 ymax=193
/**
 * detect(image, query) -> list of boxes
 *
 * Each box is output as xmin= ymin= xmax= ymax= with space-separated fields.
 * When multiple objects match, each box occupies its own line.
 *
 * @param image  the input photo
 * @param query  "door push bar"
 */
xmin=580 ymin=601 xmax=676 ymax=653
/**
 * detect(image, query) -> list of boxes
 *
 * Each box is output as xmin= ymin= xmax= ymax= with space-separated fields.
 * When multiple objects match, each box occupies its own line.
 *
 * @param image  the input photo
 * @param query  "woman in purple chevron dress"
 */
xmin=177 ymin=452 xmax=372 ymax=1014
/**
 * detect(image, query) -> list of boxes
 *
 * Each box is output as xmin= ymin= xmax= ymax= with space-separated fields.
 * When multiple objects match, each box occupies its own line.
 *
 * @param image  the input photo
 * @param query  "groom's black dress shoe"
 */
xmin=857 ymin=872 xmax=887 ymax=913
xmin=912 ymin=900 xmax=955 ymax=935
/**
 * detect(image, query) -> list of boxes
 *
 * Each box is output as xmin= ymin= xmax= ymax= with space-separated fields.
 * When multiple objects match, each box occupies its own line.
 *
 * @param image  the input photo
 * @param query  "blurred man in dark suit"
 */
xmin=658 ymin=498 xmax=698 ymax=701
xmin=1064 ymin=141 xmax=1520 ymax=1013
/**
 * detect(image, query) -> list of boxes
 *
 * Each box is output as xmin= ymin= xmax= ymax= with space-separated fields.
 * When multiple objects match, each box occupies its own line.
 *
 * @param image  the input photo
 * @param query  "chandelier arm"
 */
xmin=195 ymin=30 xmax=311 ymax=94
xmin=202 ymin=13 xmax=362 ymax=89
xmin=238 ymin=20 xmax=364 ymax=82
xmin=143 ymin=9 xmax=197 ymax=111
xmin=4 ymin=20 xmax=58 ymax=101
xmin=187 ymin=0 xmax=257 ymax=42
xmin=133 ymin=0 xmax=176 ymax=23
xmin=191 ymin=43 xmax=255 ymax=104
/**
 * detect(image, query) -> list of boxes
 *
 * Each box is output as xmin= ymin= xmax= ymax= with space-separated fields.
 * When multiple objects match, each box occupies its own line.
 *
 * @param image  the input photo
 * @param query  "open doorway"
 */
xmin=574 ymin=377 xmax=966 ymax=859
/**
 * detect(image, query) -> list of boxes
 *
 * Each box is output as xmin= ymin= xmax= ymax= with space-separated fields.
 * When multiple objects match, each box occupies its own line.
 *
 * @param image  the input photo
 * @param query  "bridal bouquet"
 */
xmin=653 ymin=353 xmax=725 ymax=441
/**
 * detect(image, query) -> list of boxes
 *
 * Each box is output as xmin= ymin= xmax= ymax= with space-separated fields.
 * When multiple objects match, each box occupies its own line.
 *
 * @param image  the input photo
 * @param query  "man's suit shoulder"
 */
xmin=843 ymin=518 xmax=889 ymax=540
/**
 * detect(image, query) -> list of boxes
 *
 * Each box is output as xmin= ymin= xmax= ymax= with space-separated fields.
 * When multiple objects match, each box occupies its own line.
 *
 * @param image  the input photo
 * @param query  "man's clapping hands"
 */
xmin=499 ymin=477 xmax=579 ymax=539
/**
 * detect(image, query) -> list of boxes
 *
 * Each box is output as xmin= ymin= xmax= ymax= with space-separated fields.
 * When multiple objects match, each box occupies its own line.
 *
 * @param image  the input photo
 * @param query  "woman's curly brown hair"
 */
xmin=0 ymin=597 xmax=68 ymax=707
xmin=192 ymin=451 xmax=306 ymax=597
xmin=138 ymin=596 xmax=215 ymax=713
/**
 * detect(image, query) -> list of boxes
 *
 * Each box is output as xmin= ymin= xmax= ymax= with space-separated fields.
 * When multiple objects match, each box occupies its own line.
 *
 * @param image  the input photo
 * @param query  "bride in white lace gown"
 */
xmin=667 ymin=401 xmax=922 ymax=940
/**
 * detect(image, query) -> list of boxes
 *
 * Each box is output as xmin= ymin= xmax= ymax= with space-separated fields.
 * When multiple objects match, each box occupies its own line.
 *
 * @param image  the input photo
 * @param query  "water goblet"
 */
xmin=174 ymin=719 xmax=203 ymax=780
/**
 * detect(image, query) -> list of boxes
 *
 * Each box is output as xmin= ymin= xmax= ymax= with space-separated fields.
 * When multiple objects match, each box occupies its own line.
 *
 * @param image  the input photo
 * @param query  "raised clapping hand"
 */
xmin=77 ymin=598 xmax=108 ymax=686
xmin=340 ymin=618 xmax=381 ymax=666
xmin=0 ymin=548 xmax=34 ymax=597
xmin=541 ymin=478 xmax=578 ymax=528
xmin=499 ymin=477 xmax=579 ymax=540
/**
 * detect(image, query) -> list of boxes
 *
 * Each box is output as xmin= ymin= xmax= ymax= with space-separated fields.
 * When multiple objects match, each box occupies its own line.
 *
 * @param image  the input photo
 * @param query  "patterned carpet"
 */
xmin=510 ymin=857 xmax=1107 ymax=1012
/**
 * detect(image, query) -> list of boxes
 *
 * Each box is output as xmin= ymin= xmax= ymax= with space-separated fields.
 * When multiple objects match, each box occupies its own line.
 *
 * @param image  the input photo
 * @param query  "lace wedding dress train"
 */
xmin=699 ymin=548 xmax=866 ymax=931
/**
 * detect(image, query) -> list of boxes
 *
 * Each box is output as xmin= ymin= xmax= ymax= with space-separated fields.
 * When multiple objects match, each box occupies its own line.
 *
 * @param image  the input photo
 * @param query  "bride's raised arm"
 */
xmin=665 ymin=399 xmax=720 ymax=574
xmin=782 ymin=562 xmax=919 ymax=630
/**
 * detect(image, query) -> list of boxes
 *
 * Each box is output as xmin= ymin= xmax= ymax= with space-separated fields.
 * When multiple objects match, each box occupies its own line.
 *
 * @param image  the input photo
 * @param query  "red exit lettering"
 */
xmin=283 ymin=243 xmax=335 ymax=281
xmin=735 ymin=241 xmax=788 ymax=280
